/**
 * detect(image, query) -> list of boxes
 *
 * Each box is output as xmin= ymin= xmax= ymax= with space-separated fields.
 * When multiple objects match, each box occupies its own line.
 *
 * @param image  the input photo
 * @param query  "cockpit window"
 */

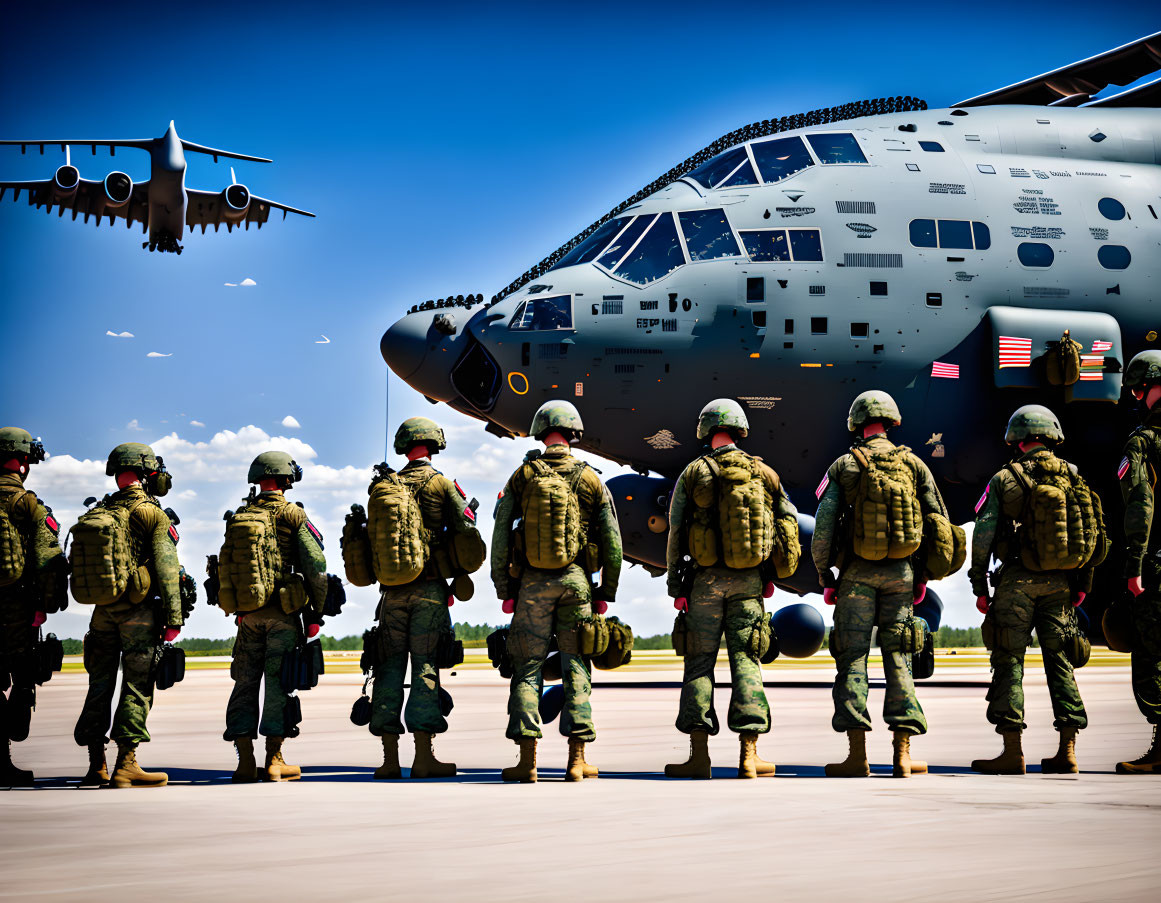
xmin=554 ymin=217 xmax=630 ymax=269
xmin=678 ymin=209 xmax=741 ymax=261
xmin=613 ymin=213 xmax=685 ymax=285
xmin=806 ymin=133 xmax=867 ymax=164
xmin=739 ymin=229 xmax=822 ymax=262
xmin=749 ymin=136 xmax=813 ymax=183
xmin=597 ymin=215 xmax=654 ymax=270
xmin=509 ymin=295 xmax=574 ymax=330
xmin=687 ymin=147 xmax=757 ymax=189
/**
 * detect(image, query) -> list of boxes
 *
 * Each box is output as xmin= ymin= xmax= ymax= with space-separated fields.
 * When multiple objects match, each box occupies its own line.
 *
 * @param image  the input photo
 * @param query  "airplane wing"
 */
xmin=955 ymin=30 xmax=1161 ymax=106
xmin=0 ymin=178 xmax=151 ymax=231
xmin=1085 ymin=76 xmax=1161 ymax=108
xmin=179 ymin=140 xmax=272 ymax=164
xmin=0 ymin=139 xmax=153 ymax=156
xmin=185 ymin=188 xmax=315 ymax=233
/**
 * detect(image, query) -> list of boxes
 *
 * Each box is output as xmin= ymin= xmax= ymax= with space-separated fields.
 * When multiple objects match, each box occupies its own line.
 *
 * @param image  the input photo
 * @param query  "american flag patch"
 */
xmin=306 ymin=521 xmax=323 ymax=548
xmin=464 ymin=505 xmax=476 ymax=523
xmin=44 ymin=514 xmax=59 ymax=534
xmin=454 ymin=480 xmax=467 ymax=499
xmin=931 ymin=361 xmax=960 ymax=379
xmin=1118 ymin=456 xmax=1131 ymax=480
xmin=815 ymin=473 xmax=829 ymax=499
xmin=975 ymin=484 xmax=990 ymax=513
xmin=998 ymin=336 xmax=1032 ymax=368
xmin=1091 ymin=340 xmax=1113 ymax=353
xmin=1079 ymin=353 xmax=1105 ymax=381
xmin=168 ymin=525 xmax=180 ymax=543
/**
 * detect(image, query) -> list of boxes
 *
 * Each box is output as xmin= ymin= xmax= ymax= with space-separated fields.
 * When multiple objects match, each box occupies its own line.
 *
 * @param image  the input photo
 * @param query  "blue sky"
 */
xmin=1 ymin=1 xmax=1156 ymax=638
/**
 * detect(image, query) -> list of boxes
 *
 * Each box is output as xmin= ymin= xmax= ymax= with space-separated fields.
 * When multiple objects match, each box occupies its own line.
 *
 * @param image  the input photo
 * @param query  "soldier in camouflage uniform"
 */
xmin=74 ymin=442 xmax=185 ymax=788
xmin=361 ymin=418 xmax=482 ymax=780
xmin=812 ymin=391 xmax=948 ymax=778
xmin=0 ymin=428 xmax=66 ymax=787
xmin=1117 ymin=350 xmax=1161 ymax=774
xmin=969 ymin=406 xmax=1094 ymax=775
xmin=221 ymin=451 xmax=328 ymax=783
xmin=665 ymin=399 xmax=797 ymax=780
xmin=492 ymin=401 xmax=622 ymax=783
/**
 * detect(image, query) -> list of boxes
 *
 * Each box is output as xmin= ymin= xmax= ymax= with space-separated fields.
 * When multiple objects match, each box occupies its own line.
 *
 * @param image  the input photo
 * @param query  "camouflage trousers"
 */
xmin=370 ymin=580 xmax=451 ymax=736
xmin=224 ymin=604 xmax=299 ymax=740
xmin=507 ymin=565 xmax=594 ymax=742
xmin=74 ymin=601 xmax=158 ymax=747
xmin=1130 ymin=558 xmax=1161 ymax=725
xmin=986 ymin=564 xmax=1086 ymax=733
xmin=0 ymin=597 xmax=35 ymax=743
xmin=831 ymin=558 xmax=927 ymax=735
xmin=677 ymin=567 xmax=770 ymax=736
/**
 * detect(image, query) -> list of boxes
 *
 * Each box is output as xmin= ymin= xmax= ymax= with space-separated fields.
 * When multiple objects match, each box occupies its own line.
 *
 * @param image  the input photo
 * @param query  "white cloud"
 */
xmin=146 ymin=352 xmax=172 ymax=358
xmin=189 ymin=420 xmax=206 ymax=428
xmin=105 ymin=330 xmax=134 ymax=338
xmin=281 ymin=415 xmax=301 ymax=429
xmin=225 ymin=277 xmax=258 ymax=287
xmin=126 ymin=419 xmax=143 ymax=432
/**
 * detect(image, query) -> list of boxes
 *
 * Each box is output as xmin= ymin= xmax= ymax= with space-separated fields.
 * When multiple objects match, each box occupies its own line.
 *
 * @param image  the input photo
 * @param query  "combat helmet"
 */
xmin=1004 ymin=405 xmax=1064 ymax=444
xmin=106 ymin=442 xmax=160 ymax=476
xmin=696 ymin=399 xmax=749 ymax=441
xmin=393 ymin=417 xmax=447 ymax=456
xmin=530 ymin=401 xmax=584 ymax=441
xmin=0 ymin=427 xmax=46 ymax=464
xmin=846 ymin=390 xmax=902 ymax=432
xmin=247 ymin=451 xmax=303 ymax=485
xmin=1123 ymin=350 xmax=1161 ymax=393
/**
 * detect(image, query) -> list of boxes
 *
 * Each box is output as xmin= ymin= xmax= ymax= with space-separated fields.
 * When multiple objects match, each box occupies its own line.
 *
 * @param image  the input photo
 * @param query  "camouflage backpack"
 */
xmin=218 ymin=502 xmax=283 ymax=612
xmin=848 ymin=444 xmax=923 ymax=561
xmin=0 ymin=488 xmax=27 ymax=587
xmin=520 ymin=458 xmax=586 ymax=570
xmin=686 ymin=449 xmax=775 ymax=570
xmin=69 ymin=499 xmax=140 ymax=605
xmin=1045 ymin=330 xmax=1083 ymax=387
xmin=1006 ymin=456 xmax=1104 ymax=572
xmin=368 ymin=469 xmax=434 ymax=585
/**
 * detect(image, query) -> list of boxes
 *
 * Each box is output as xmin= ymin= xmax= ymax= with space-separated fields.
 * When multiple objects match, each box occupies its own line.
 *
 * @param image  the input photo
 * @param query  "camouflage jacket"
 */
xmin=666 ymin=444 xmax=798 ymax=597
xmin=250 ymin=490 xmax=328 ymax=611
xmin=491 ymin=444 xmax=622 ymax=599
xmin=811 ymin=434 xmax=947 ymax=588
xmin=0 ymin=471 xmax=65 ymax=612
xmin=1121 ymin=407 xmax=1161 ymax=578
xmin=106 ymin=484 xmax=185 ymax=626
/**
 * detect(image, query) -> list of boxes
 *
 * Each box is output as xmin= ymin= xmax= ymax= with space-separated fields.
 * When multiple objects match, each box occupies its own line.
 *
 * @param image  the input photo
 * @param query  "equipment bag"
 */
xmin=591 ymin=616 xmax=634 ymax=670
xmin=1006 ymin=457 xmax=1104 ymax=572
xmin=341 ymin=504 xmax=376 ymax=587
xmin=283 ymin=695 xmax=302 ymax=738
xmin=672 ymin=612 xmax=688 ymax=657
xmin=520 ymin=458 xmax=586 ymax=570
xmin=747 ymin=613 xmax=772 ymax=661
xmin=576 ymin=615 xmax=611 ymax=657
xmin=849 ymin=445 xmax=923 ymax=561
xmin=0 ymin=490 xmax=27 ymax=587
xmin=486 ymin=628 xmax=514 ymax=679
xmin=687 ymin=450 xmax=775 ymax=570
xmin=436 ymin=630 xmax=464 ymax=669
xmin=770 ymin=510 xmax=802 ymax=579
xmin=33 ymin=631 xmax=64 ymax=685
xmin=155 ymin=644 xmax=186 ymax=691
xmin=218 ymin=503 xmax=283 ymax=612
xmin=368 ymin=471 xmax=433 ymax=586
xmin=920 ymin=511 xmax=967 ymax=580
xmin=68 ymin=501 xmax=137 ymax=605
xmin=1045 ymin=329 xmax=1083 ymax=387
xmin=760 ymin=614 xmax=781 ymax=665
xmin=280 ymin=641 xmax=324 ymax=694
xmin=913 ymin=631 xmax=935 ymax=680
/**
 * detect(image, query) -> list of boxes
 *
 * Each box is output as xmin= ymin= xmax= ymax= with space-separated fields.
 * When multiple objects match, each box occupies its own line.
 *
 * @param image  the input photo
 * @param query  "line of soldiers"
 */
xmin=1 ymin=349 xmax=1159 ymax=786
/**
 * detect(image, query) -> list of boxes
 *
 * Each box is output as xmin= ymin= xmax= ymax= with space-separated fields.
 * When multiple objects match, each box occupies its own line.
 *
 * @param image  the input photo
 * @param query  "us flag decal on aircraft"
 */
xmin=931 ymin=361 xmax=960 ymax=379
xmin=1079 ymin=353 xmax=1105 ymax=380
xmin=1092 ymin=340 xmax=1114 ymax=352
xmin=998 ymin=336 xmax=1032 ymax=368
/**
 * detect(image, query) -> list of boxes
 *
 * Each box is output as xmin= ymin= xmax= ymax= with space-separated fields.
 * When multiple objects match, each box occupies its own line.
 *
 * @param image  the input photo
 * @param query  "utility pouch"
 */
xmin=760 ymin=614 xmax=781 ymax=665
xmin=486 ymin=628 xmax=514 ymax=679
xmin=672 ymin=612 xmax=688 ymax=657
xmin=436 ymin=630 xmax=464 ymax=669
xmin=913 ymin=632 xmax=935 ymax=680
xmin=128 ymin=564 xmax=152 ymax=605
xmin=576 ymin=618 xmax=597 ymax=656
xmin=155 ymin=644 xmax=186 ymax=691
xmin=323 ymin=574 xmax=347 ymax=618
xmin=748 ymin=614 xmax=772 ymax=661
xmin=350 ymin=693 xmax=372 ymax=726
xmin=591 ymin=616 xmax=635 ymax=670
xmin=1064 ymin=632 xmax=1091 ymax=669
xmin=35 ymin=631 xmax=64 ymax=685
xmin=284 ymin=694 xmax=302 ymax=738
xmin=360 ymin=627 xmax=381 ymax=673
xmin=451 ymin=574 xmax=474 ymax=602
xmin=278 ymin=573 xmax=308 ymax=614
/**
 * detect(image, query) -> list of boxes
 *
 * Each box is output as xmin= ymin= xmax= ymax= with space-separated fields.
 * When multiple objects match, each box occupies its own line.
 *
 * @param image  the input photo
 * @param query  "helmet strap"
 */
xmin=709 ymin=430 xmax=735 ymax=450
xmin=862 ymin=422 xmax=888 ymax=439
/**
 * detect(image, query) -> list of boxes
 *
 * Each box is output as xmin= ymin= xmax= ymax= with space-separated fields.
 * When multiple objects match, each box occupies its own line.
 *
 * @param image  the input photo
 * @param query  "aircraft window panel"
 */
xmin=977 ymin=163 xmax=996 ymax=174
xmin=687 ymin=147 xmax=749 ymax=189
xmin=718 ymin=158 xmax=759 ymax=187
xmin=614 ymin=212 xmax=685 ymax=285
xmin=750 ymin=136 xmax=814 ymax=183
xmin=555 ymin=217 xmax=631 ymax=269
xmin=740 ymin=230 xmax=790 ymax=261
xmin=937 ymin=220 xmax=973 ymax=250
xmin=806 ymin=133 xmax=868 ymax=165
xmin=851 ymin=322 xmax=869 ymax=339
xmin=909 ymin=219 xmax=937 ymax=248
xmin=1017 ymin=242 xmax=1054 ymax=267
xmin=788 ymin=229 xmax=823 ymax=262
xmin=679 ymin=209 xmax=742 ymax=261
xmin=972 ymin=221 xmax=991 ymax=250
xmin=1098 ymin=245 xmax=1131 ymax=269
xmin=919 ymin=141 xmax=944 ymax=152
xmin=747 ymin=277 xmax=765 ymax=302
xmin=509 ymin=295 xmax=574 ymax=331
xmin=811 ymin=317 xmax=828 ymax=335
xmin=1097 ymin=197 xmax=1126 ymax=221
xmin=598 ymin=215 xmax=655 ymax=270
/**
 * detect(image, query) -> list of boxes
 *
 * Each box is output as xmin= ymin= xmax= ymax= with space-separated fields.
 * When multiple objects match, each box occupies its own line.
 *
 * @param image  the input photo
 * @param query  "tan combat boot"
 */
xmin=231 ymin=738 xmax=258 ymax=783
xmin=565 ymin=740 xmax=589 ymax=782
xmin=892 ymin=730 xmax=927 ymax=778
xmin=1 ymin=740 xmax=34 ymax=788
xmin=263 ymin=736 xmax=301 ymax=782
xmin=80 ymin=742 xmax=109 ymax=788
xmin=825 ymin=730 xmax=870 ymax=777
xmin=665 ymin=730 xmax=712 ymax=779
xmin=738 ymin=732 xmax=776 ymax=779
xmin=579 ymin=745 xmax=598 ymax=778
xmin=1116 ymin=726 xmax=1161 ymax=775
xmin=110 ymin=742 xmax=168 ymax=788
xmin=374 ymin=734 xmax=402 ymax=780
xmin=1041 ymin=726 xmax=1079 ymax=774
xmin=971 ymin=731 xmax=1025 ymax=775
xmin=501 ymin=738 xmax=537 ymax=783
xmin=411 ymin=731 xmax=456 ymax=779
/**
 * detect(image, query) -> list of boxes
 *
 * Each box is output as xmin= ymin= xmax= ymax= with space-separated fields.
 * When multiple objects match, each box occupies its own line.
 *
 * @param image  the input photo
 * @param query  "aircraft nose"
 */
xmin=380 ymin=313 xmax=433 ymax=381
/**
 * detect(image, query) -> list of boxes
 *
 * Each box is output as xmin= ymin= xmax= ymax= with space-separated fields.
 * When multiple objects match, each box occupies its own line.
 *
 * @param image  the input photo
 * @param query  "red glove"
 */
xmin=593 ymin=599 xmax=608 ymax=615
xmin=823 ymin=587 xmax=837 ymax=606
xmin=674 ymin=597 xmax=688 ymax=612
xmin=1072 ymin=591 xmax=1086 ymax=608
xmin=447 ymin=594 xmax=455 ymax=607
xmin=502 ymin=598 xmax=516 ymax=615
xmin=305 ymin=622 xmax=321 ymax=639
xmin=976 ymin=596 xmax=990 ymax=614
xmin=913 ymin=582 xmax=927 ymax=605
xmin=162 ymin=627 xmax=181 ymax=643
xmin=1129 ymin=576 xmax=1145 ymax=598
xmin=762 ymin=582 xmax=775 ymax=600
xmin=31 ymin=611 xmax=46 ymax=628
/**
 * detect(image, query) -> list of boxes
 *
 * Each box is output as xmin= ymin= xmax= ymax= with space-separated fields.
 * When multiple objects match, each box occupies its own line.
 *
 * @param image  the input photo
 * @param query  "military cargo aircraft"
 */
xmin=381 ymin=33 xmax=1161 ymax=618
xmin=0 ymin=121 xmax=312 ymax=253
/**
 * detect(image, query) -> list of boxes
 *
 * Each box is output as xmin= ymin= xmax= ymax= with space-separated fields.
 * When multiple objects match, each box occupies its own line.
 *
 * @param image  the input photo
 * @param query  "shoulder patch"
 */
xmin=305 ymin=520 xmax=324 ymax=548
xmin=1118 ymin=456 xmax=1130 ymax=480
xmin=44 ymin=512 xmax=60 ymax=535
xmin=815 ymin=473 xmax=829 ymax=500
xmin=454 ymin=479 xmax=467 ymax=499
xmin=463 ymin=505 xmax=476 ymax=523
xmin=974 ymin=484 xmax=990 ymax=514
xmin=168 ymin=524 xmax=180 ymax=544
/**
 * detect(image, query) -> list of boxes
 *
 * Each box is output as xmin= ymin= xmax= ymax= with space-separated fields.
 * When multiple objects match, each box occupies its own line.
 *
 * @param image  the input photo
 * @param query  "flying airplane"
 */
xmin=0 ymin=121 xmax=313 ymax=253
xmin=381 ymin=33 xmax=1161 ymax=627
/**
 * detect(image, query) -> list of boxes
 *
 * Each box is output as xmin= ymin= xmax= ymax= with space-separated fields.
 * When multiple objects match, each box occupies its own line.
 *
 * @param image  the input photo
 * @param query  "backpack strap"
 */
xmin=699 ymin=454 xmax=727 ymax=562
xmin=849 ymin=445 xmax=870 ymax=471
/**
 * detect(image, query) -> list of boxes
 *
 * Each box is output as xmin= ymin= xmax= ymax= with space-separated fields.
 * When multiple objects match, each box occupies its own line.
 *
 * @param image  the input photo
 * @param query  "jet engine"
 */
xmin=222 ymin=182 xmax=250 ymax=221
xmin=53 ymin=164 xmax=79 ymax=200
xmin=103 ymin=171 xmax=133 ymax=208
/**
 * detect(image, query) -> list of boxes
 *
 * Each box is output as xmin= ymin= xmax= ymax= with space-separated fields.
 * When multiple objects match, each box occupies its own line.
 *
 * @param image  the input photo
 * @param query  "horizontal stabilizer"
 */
xmin=180 ymin=140 xmax=272 ymax=164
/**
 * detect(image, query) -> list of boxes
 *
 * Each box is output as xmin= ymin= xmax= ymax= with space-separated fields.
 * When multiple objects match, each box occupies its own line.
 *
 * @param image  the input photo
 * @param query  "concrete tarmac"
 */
xmin=2 ymin=663 xmax=1159 ymax=902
